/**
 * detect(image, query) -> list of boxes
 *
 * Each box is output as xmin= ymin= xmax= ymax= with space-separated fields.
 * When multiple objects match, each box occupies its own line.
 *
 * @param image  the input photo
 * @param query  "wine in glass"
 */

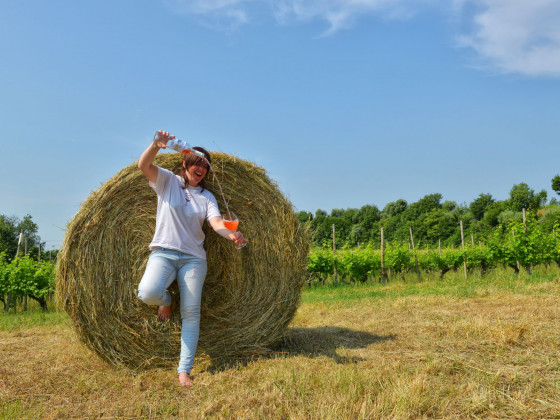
xmin=222 ymin=212 xmax=245 ymax=249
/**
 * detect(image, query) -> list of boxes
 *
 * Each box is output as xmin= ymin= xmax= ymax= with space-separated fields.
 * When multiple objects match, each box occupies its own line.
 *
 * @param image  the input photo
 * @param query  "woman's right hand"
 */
xmin=153 ymin=130 xmax=175 ymax=149
xmin=139 ymin=130 xmax=175 ymax=183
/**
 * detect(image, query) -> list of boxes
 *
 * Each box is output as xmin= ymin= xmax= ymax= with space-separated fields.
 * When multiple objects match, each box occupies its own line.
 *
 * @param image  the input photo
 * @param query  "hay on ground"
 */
xmin=56 ymin=152 xmax=309 ymax=369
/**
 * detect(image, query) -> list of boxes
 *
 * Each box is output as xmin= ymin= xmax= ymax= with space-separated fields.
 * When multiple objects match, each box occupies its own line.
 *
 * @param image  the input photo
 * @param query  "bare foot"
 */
xmin=158 ymin=305 xmax=171 ymax=321
xmin=179 ymin=372 xmax=193 ymax=387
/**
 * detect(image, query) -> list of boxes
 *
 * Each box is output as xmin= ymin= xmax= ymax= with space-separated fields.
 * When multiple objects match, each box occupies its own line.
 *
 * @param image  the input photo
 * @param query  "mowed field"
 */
xmin=2 ymin=268 xmax=560 ymax=419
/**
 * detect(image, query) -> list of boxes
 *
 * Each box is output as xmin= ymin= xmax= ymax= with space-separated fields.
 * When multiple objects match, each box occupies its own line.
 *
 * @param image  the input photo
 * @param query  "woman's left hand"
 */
xmin=231 ymin=231 xmax=248 ymax=247
xmin=208 ymin=216 xmax=249 ymax=247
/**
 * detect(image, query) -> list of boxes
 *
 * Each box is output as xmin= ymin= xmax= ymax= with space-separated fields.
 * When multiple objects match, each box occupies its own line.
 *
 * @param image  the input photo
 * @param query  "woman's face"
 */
xmin=184 ymin=161 xmax=208 ymax=186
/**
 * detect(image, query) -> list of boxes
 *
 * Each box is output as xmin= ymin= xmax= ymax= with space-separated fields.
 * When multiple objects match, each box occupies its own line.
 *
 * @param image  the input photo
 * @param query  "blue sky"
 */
xmin=1 ymin=0 xmax=559 ymax=250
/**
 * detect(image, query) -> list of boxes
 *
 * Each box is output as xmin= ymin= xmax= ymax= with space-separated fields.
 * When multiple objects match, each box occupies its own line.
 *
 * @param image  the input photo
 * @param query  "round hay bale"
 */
xmin=56 ymin=152 xmax=309 ymax=369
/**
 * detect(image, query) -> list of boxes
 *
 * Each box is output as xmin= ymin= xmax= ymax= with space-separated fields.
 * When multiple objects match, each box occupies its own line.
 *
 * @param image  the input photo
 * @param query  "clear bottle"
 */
xmin=166 ymin=139 xmax=205 ymax=158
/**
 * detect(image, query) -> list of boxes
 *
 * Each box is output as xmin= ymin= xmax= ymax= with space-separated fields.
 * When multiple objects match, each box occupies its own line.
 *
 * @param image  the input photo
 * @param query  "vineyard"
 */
xmin=0 ymin=254 xmax=55 ymax=312
xmin=307 ymin=218 xmax=560 ymax=283
xmin=1 ymin=218 xmax=558 ymax=312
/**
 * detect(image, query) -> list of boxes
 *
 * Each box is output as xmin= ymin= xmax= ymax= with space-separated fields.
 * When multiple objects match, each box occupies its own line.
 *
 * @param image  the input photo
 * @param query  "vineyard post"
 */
xmin=23 ymin=237 xmax=29 ymax=311
xmin=332 ymin=224 xmax=337 ymax=284
xmin=512 ymin=229 xmax=521 ymax=273
xmin=409 ymin=227 xmax=421 ymax=281
xmin=471 ymin=233 xmax=474 ymax=246
xmin=6 ymin=231 xmax=25 ymax=313
xmin=381 ymin=227 xmax=387 ymax=283
xmin=15 ymin=230 xmax=23 ymax=257
xmin=460 ymin=220 xmax=467 ymax=279
xmin=26 ymin=243 xmax=41 ymax=311
xmin=522 ymin=208 xmax=531 ymax=275
xmin=438 ymin=239 xmax=441 ymax=256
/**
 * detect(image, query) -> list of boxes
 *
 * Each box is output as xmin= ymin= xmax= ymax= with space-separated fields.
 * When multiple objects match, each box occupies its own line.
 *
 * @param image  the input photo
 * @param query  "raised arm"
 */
xmin=138 ymin=130 xmax=175 ymax=183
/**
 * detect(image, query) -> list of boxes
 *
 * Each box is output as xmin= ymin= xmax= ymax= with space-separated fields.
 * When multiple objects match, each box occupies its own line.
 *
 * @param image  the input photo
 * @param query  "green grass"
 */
xmin=3 ymin=266 xmax=559 ymax=329
xmin=302 ymin=265 xmax=560 ymax=304
xmin=0 ymin=299 xmax=69 ymax=331
xmin=0 ymin=399 xmax=45 ymax=420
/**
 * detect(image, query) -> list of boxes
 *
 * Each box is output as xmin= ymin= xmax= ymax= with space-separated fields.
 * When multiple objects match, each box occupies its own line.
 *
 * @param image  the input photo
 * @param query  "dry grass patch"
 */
xmin=2 ymin=283 xmax=560 ymax=419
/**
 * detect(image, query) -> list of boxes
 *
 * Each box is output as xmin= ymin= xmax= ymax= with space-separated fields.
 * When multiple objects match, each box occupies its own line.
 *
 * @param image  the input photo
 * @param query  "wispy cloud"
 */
xmin=164 ymin=0 xmax=253 ymax=30
xmin=272 ymin=0 xmax=424 ymax=35
xmin=457 ymin=0 xmax=560 ymax=77
xmin=166 ymin=0 xmax=425 ymax=33
xmin=165 ymin=0 xmax=560 ymax=77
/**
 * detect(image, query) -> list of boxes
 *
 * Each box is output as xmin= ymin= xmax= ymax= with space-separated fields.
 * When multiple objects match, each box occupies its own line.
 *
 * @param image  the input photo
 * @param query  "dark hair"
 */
xmin=179 ymin=146 xmax=211 ymax=191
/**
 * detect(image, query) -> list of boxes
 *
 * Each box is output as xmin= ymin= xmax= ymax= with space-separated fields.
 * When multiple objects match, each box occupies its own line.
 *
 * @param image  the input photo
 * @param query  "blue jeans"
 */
xmin=137 ymin=248 xmax=207 ymax=374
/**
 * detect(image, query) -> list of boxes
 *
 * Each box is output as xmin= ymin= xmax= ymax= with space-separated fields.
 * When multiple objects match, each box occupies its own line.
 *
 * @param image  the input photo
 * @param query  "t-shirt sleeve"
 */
xmin=149 ymin=167 xmax=173 ymax=194
xmin=206 ymin=192 xmax=221 ymax=221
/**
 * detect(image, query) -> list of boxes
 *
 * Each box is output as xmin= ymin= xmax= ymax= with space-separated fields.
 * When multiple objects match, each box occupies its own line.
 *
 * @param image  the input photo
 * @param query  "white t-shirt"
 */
xmin=148 ymin=167 xmax=221 ymax=259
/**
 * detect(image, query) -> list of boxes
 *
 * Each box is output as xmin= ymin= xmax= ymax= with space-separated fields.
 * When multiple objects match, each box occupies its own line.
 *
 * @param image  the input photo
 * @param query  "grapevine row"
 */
xmin=307 ymin=220 xmax=560 ymax=283
xmin=0 ymin=254 xmax=55 ymax=311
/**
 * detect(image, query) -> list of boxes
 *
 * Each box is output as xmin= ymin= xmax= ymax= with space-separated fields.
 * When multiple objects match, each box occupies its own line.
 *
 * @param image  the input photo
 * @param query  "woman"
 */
xmin=137 ymin=130 xmax=247 ymax=387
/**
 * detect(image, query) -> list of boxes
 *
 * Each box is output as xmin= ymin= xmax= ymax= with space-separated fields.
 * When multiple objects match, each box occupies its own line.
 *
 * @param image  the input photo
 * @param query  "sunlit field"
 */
xmin=2 ymin=266 xmax=560 ymax=419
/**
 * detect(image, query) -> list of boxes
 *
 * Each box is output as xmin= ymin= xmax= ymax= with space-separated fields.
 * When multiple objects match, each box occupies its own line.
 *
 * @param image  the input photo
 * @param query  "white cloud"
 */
xmin=457 ymin=0 xmax=560 ymax=77
xmin=164 ymin=0 xmax=560 ymax=77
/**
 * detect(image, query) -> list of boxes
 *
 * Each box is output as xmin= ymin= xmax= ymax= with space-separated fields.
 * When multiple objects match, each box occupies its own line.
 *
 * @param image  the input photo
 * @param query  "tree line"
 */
xmin=0 ymin=214 xmax=58 ymax=261
xmin=297 ymin=177 xmax=560 ymax=248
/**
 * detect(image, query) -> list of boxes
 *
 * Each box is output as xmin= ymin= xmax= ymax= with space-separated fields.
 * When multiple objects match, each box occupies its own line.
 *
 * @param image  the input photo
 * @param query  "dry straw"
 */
xmin=56 ymin=152 xmax=309 ymax=369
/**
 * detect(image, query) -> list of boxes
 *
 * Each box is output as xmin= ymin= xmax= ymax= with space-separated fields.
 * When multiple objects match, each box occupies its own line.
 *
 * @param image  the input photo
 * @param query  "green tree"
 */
xmin=0 ymin=253 xmax=10 ymax=310
xmin=349 ymin=224 xmax=367 ymax=245
xmin=331 ymin=208 xmax=360 ymax=224
xmin=330 ymin=208 xmax=345 ymax=218
xmin=355 ymin=204 xmax=381 ymax=237
xmin=0 ymin=216 xmax=19 ymax=259
xmin=539 ymin=205 xmax=560 ymax=232
xmin=482 ymin=201 xmax=508 ymax=227
xmin=442 ymin=201 xmax=457 ymax=212
xmin=380 ymin=212 xmax=404 ymax=243
xmin=470 ymin=193 xmax=495 ymax=220
xmin=345 ymin=208 xmax=361 ymax=224
xmin=296 ymin=211 xmax=313 ymax=224
xmin=383 ymin=199 xmax=407 ymax=217
xmin=509 ymin=183 xmax=547 ymax=212
xmin=0 ymin=214 xmax=43 ymax=260
xmin=552 ymin=175 xmax=560 ymax=196
xmin=393 ymin=194 xmax=444 ymax=246
xmin=311 ymin=216 xmax=351 ymax=247
xmin=17 ymin=214 xmax=42 ymax=256
xmin=423 ymin=209 xmax=458 ymax=244
xmin=403 ymin=194 xmax=442 ymax=221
